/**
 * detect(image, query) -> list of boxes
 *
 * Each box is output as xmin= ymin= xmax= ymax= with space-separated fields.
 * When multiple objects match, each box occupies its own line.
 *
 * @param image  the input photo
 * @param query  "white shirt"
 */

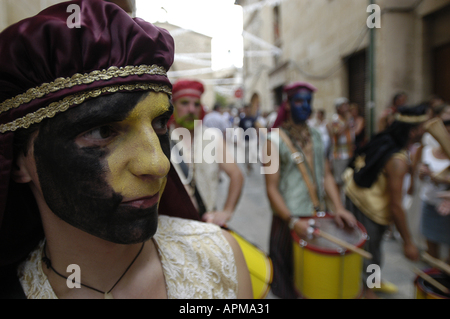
xmin=420 ymin=145 xmax=450 ymax=206
xmin=203 ymin=111 xmax=229 ymax=134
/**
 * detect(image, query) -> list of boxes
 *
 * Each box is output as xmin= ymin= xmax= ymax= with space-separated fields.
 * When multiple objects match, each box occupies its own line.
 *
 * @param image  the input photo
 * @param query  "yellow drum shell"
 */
xmin=292 ymin=217 xmax=367 ymax=299
xmin=228 ymin=230 xmax=273 ymax=299
xmin=415 ymin=269 xmax=450 ymax=299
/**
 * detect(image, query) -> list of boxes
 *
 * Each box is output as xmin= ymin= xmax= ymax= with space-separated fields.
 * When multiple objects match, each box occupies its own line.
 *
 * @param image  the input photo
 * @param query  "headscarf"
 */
xmin=0 ymin=0 xmax=198 ymax=267
xmin=172 ymin=80 xmax=205 ymax=102
xmin=351 ymin=104 xmax=429 ymax=188
xmin=169 ymin=79 xmax=206 ymax=126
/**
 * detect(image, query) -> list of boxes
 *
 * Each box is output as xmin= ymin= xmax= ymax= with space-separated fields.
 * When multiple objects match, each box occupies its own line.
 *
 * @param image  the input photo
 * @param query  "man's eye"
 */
xmin=83 ymin=125 xmax=116 ymax=140
xmin=152 ymin=116 xmax=169 ymax=135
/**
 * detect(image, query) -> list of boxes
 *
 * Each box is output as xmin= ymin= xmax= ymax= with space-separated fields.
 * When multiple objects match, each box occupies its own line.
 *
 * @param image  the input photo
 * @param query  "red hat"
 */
xmin=170 ymin=79 xmax=206 ymax=121
xmin=0 ymin=0 xmax=198 ymax=267
xmin=172 ymin=80 xmax=205 ymax=102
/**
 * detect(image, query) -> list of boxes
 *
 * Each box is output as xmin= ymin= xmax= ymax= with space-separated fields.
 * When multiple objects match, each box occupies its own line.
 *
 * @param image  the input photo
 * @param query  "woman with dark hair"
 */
xmin=343 ymin=104 xmax=429 ymax=298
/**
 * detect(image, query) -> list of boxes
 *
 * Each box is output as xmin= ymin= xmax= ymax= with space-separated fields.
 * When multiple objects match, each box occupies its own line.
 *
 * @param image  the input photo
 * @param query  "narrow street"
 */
xmin=218 ymin=141 xmax=436 ymax=299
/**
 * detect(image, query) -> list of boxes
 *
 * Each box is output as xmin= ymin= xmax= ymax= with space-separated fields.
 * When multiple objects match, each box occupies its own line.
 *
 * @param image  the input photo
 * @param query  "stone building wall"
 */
xmin=238 ymin=0 xmax=450 ymax=134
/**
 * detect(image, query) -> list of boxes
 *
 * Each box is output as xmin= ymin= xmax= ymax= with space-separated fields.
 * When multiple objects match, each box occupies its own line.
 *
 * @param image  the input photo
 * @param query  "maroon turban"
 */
xmin=0 ymin=0 xmax=198 ymax=267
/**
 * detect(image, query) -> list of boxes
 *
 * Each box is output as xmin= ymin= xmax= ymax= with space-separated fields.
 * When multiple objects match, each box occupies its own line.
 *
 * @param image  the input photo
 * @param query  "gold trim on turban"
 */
xmin=0 ymin=64 xmax=168 ymax=114
xmin=0 ymin=82 xmax=171 ymax=133
xmin=394 ymin=113 xmax=429 ymax=124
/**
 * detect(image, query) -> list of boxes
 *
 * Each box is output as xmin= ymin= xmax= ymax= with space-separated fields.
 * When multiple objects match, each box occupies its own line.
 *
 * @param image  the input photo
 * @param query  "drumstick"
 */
xmin=412 ymin=267 xmax=450 ymax=295
xmin=313 ymin=228 xmax=373 ymax=260
xmin=421 ymin=252 xmax=450 ymax=276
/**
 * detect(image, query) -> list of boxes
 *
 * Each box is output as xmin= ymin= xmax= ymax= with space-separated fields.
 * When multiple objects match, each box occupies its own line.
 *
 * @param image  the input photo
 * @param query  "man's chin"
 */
xmin=109 ymin=208 xmax=159 ymax=244
xmin=73 ymin=207 xmax=159 ymax=245
xmin=175 ymin=118 xmax=196 ymax=130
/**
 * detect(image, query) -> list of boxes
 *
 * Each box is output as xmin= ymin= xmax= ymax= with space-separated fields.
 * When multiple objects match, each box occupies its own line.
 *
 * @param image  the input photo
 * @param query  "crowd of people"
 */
xmin=189 ymin=85 xmax=450 ymax=299
xmin=0 ymin=0 xmax=449 ymax=300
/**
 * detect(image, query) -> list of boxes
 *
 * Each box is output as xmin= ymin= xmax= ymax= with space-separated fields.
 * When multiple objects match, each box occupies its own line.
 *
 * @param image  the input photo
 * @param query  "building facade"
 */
xmin=154 ymin=22 xmax=217 ymax=110
xmin=237 ymin=0 xmax=450 ymax=135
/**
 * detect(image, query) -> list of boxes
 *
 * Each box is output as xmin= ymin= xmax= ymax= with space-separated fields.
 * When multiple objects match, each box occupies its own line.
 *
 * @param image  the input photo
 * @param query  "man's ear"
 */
xmin=11 ymin=152 xmax=33 ymax=184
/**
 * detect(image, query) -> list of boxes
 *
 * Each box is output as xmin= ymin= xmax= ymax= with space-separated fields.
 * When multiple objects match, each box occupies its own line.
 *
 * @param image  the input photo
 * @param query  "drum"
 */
xmin=291 ymin=216 xmax=368 ymax=299
xmin=415 ymin=268 xmax=450 ymax=299
xmin=228 ymin=230 xmax=273 ymax=299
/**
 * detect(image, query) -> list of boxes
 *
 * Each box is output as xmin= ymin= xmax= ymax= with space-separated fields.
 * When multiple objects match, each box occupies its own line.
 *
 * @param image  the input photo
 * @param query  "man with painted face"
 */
xmin=0 ymin=0 xmax=252 ymax=299
xmin=169 ymin=79 xmax=244 ymax=227
xmin=289 ymin=88 xmax=314 ymax=123
xmin=263 ymin=82 xmax=356 ymax=299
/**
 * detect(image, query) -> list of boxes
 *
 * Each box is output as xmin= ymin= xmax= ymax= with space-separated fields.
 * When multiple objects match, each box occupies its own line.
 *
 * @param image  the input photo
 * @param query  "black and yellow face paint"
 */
xmin=33 ymin=91 xmax=172 ymax=244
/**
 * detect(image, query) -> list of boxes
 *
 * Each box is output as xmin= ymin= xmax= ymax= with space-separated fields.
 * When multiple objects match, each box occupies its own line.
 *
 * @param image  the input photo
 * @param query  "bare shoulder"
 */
xmin=385 ymin=155 xmax=409 ymax=177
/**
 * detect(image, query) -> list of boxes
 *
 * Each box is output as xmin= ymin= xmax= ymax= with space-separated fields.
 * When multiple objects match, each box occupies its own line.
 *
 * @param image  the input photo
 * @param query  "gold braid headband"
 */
xmin=394 ymin=113 xmax=430 ymax=124
xmin=0 ymin=83 xmax=171 ymax=133
xmin=0 ymin=65 xmax=171 ymax=133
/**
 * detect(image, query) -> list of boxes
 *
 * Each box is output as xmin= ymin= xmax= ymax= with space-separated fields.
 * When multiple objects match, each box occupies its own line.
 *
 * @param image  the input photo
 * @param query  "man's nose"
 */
xmin=187 ymin=102 xmax=197 ymax=114
xmin=128 ymin=127 xmax=170 ymax=179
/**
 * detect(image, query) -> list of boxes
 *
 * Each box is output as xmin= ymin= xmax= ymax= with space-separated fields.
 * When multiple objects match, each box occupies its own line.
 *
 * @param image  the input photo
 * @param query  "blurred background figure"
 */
xmin=349 ymin=103 xmax=366 ymax=152
xmin=327 ymin=97 xmax=354 ymax=197
xmin=378 ymin=91 xmax=408 ymax=132
xmin=408 ymin=100 xmax=449 ymax=197
xmin=170 ymin=79 xmax=244 ymax=227
xmin=418 ymin=104 xmax=450 ymax=263
xmin=263 ymin=82 xmax=356 ymax=299
xmin=344 ymin=104 xmax=429 ymax=299
xmin=203 ymin=103 xmax=229 ymax=137
xmin=308 ymin=108 xmax=330 ymax=157
xmin=238 ymin=104 xmax=258 ymax=174
xmin=266 ymin=105 xmax=280 ymax=130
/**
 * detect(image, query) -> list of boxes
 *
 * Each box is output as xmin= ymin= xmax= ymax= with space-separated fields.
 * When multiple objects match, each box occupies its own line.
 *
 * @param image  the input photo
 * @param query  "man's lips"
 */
xmin=121 ymin=194 xmax=160 ymax=209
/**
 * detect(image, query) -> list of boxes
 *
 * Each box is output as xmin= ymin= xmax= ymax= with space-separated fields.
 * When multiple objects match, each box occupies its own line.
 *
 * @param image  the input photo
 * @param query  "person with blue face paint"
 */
xmin=262 ymin=82 xmax=356 ymax=299
xmin=289 ymin=89 xmax=314 ymax=124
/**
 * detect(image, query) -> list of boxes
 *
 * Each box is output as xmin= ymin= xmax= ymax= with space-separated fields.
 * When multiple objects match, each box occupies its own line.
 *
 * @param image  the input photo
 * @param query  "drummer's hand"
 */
xmin=202 ymin=210 xmax=233 ymax=227
xmin=403 ymin=242 xmax=420 ymax=261
xmin=437 ymin=200 xmax=450 ymax=216
xmin=333 ymin=207 xmax=357 ymax=229
xmin=293 ymin=219 xmax=313 ymax=240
